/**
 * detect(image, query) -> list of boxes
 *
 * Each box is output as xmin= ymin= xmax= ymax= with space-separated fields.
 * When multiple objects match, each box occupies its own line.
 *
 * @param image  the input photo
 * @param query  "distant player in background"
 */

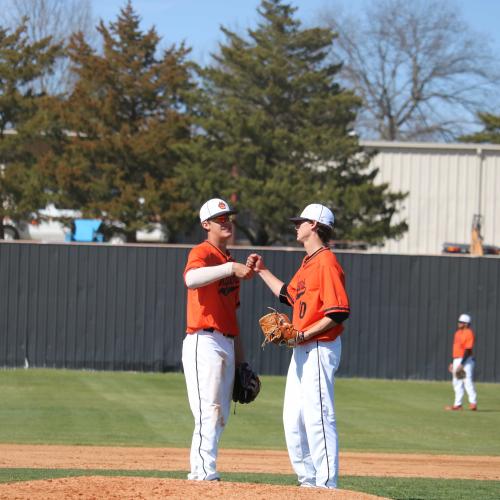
xmin=247 ymin=203 xmax=350 ymax=489
xmin=182 ymin=198 xmax=254 ymax=481
xmin=445 ymin=313 xmax=477 ymax=411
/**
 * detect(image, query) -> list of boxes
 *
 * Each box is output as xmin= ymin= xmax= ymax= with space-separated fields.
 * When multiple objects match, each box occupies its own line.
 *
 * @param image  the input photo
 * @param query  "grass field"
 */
xmin=1 ymin=368 xmax=500 ymax=499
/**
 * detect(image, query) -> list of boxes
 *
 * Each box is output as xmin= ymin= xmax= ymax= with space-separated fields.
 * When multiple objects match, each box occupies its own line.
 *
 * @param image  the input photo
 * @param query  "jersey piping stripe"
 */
xmin=303 ymin=246 xmax=328 ymax=263
xmin=194 ymin=334 xmax=207 ymax=479
xmin=205 ymin=240 xmax=232 ymax=260
xmin=280 ymin=284 xmax=294 ymax=305
xmin=315 ymin=341 xmax=330 ymax=487
xmin=324 ymin=306 xmax=350 ymax=313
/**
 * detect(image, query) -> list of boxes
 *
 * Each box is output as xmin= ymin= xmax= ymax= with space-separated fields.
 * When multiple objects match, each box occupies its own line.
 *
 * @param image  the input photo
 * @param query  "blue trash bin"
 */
xmin=65 ymin=219 xmax=104 ymax=242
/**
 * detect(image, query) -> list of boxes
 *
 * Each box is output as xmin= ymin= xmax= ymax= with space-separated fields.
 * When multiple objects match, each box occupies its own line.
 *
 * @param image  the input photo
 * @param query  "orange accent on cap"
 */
xmin=218 ymin=202 xmax=226 ymax=209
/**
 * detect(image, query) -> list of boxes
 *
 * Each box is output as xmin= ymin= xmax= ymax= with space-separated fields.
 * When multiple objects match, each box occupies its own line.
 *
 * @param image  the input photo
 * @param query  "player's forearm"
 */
xmin=185 ymin=262 xmax=233 ymax=289
xmin=257 ymin=268 xmax=284 ymax=297
xmin=302 ymin=316 xmax=336 ymax=341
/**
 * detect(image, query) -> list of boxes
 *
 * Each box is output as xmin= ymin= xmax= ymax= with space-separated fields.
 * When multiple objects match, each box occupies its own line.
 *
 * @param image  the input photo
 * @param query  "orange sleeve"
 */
xmin=183 ymin=246 xmax=207 ymax=278
xmin=319 ymin=261 xmax=350 ymax=316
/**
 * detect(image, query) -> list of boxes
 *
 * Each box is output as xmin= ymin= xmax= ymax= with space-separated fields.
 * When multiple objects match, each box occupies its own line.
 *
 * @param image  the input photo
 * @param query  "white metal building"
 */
xmin=362 ymin=141 xmax=500 ymax=255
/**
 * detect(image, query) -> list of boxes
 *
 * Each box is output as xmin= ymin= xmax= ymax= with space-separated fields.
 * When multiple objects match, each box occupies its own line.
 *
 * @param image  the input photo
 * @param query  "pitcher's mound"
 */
xmin=0 ymin=476 xmax=387 ymax=499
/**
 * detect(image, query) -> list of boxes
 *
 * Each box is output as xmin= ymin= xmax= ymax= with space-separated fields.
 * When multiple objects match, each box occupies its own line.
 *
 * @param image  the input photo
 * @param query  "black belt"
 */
xmin=203 ymin=328 xmax=235 ymax=338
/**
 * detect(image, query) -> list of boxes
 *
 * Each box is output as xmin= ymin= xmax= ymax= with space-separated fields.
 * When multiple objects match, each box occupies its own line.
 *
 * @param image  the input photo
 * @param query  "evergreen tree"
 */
xmin=52 ymin=2 xmax=195 ymax=241
xmin=460 ymin=113 xmax=500 ymax=144
xmin=190 ymin=0 xmax=407 ymax=245
xmin=0 ymin=21 xmax=61 ymax=239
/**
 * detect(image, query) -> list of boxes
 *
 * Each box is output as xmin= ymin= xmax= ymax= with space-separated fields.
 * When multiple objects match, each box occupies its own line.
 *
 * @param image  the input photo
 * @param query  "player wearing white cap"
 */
xmin=246 ymin=203 xmax=350 ymax=489
xmin=182 ymin=198 xmax=254 ymax=480
xmin=445 ymin=313 xmax=477 ymax=411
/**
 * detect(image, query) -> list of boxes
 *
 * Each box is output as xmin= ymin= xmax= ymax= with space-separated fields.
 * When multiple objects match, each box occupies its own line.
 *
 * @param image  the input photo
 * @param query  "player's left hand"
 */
xmin=246 ymin=254 xmax=258 ymax=269
xmin=285 ymin=331 xmax=305 ymax=347
xmin=246 ymin=253 xmax=266 ymax=272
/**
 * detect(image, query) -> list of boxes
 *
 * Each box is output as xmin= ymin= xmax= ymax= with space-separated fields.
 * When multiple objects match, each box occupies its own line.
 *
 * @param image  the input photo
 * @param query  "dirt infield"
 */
xmin=1 ymin=445 xmax=500 ymax=499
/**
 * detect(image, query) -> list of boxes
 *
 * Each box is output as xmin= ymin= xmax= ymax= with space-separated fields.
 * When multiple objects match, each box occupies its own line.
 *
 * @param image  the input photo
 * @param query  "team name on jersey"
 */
xmin=219 ymin=275 xmax=239 ymax=296
xmin=296 ymin=280 xmax=306 ymax=300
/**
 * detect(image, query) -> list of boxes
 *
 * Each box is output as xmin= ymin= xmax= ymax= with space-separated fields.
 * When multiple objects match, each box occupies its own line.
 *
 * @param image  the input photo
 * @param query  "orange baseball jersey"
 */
xmin=283 ymin=247 xmax=350 ymax=343
xmin=452 ymin=327 xmax=475 ymax=358
xmin=184 ymin=241 xmax=240 ymax=336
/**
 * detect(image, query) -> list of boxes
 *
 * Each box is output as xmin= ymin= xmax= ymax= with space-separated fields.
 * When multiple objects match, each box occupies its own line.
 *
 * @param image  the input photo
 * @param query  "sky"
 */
xmin=91 ymin=0 xmax=500 ymax=65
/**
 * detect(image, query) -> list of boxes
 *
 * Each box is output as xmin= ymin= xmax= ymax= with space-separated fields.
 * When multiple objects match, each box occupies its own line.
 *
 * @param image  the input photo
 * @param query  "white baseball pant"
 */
xmin=283 ymin=337 xmax=341 ymax=488
xmin=452 ymin=357 xmax=477 ymax=407
xmin=182 ymin=330 xmax=235 ymax=480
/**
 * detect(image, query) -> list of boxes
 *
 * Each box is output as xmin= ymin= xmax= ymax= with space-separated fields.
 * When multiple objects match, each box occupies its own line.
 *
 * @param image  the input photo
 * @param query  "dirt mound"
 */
xmin=0 ymin=476 xmax=386 ymax=499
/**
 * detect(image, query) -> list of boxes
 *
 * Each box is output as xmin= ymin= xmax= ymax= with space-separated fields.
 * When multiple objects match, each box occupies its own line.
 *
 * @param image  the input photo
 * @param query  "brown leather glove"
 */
xmin=259 ymin=308 xmax=302 ymax=347
xmin=455 ymin=365 xmax=466 ymax=379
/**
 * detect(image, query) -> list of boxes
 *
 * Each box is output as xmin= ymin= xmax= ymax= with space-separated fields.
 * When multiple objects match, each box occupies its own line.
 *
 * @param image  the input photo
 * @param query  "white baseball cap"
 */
xmin=458 ymin=313 xmax=471 ymax=324
xmin=290 ymin=203 xmax=335 ymax=228
xmin=199 ymin=198 xmax=236 ymax=222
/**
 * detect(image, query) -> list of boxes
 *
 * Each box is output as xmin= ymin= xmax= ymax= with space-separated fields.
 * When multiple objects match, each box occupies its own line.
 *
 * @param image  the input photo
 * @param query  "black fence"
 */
xmin=1 ymin=241 xmax=499 ymax=381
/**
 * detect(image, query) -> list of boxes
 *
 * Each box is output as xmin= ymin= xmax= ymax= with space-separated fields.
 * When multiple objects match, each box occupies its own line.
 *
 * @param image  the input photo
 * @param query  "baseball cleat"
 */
xmin=469 ymin=403 xmax=477 ymax=411
xmin=444 ymin=405 xmax=462 ymax=411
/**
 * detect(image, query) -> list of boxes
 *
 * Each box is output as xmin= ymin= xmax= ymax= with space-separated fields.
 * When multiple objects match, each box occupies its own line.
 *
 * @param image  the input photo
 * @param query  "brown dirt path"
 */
xmin=1 ymin=445 xmax=499 ymax=499
xmin=1 ymin=445 xmax=499 ymax=480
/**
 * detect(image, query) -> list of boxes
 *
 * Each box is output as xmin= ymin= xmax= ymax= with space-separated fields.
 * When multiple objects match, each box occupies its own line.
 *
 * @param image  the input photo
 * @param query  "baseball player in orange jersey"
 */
xmin=445 ymin=313 xmax=477 ymax=411
xmin=247 ymin=203 xmax=350 ymax=489
xmin=182 ymin=198 xmax=254 ymax=481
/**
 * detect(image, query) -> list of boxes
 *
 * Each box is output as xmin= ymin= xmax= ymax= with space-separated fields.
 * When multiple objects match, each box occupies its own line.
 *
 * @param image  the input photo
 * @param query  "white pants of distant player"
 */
xmin=452 ymin=357 xmax=477 ymax=407
xmin=284 ymin=337 xmax=341 ymax=489
xmin=182 ymin=330 xmax=235 ymax=481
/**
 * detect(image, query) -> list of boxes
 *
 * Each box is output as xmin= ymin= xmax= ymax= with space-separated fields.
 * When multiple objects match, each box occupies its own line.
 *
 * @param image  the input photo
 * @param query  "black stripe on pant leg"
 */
xmin=195 ymin=334 xmax=207 ymax=478
xmin=316 ymin=341 xmax=330 ymax=486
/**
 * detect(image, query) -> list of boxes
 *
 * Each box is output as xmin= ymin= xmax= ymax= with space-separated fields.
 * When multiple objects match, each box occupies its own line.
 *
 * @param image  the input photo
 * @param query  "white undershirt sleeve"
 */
xmin=185 ymin=262 xmax=234 ymax=289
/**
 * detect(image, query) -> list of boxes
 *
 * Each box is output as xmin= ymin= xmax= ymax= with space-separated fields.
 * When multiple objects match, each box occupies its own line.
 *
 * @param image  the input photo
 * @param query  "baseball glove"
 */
xmin=455 ymin=366 xmax=466 ymax=379
xmin=232 ymin=362 xmax=261 ymax=404
xmin=259 ymin=308 xmax=302 ymax=347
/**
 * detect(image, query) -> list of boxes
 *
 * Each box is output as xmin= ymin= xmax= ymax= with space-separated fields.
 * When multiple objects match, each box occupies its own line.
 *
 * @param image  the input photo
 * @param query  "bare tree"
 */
xmin=322 ymin=0 xmax=500 ymax=141
xmin=0 ymin=0 xmax=95 ymax=95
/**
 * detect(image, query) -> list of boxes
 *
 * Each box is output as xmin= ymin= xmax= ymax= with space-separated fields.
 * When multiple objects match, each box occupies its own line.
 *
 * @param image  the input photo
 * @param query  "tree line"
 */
xmin=0 ymin=0 xmax=497 ymax=244
xmin=324 ymin=0 xmax=500 ymax=141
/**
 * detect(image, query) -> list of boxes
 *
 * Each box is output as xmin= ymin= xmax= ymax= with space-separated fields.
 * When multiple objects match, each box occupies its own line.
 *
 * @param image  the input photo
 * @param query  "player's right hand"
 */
xmin=232 ymin=262 xmax=254 ymax=279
